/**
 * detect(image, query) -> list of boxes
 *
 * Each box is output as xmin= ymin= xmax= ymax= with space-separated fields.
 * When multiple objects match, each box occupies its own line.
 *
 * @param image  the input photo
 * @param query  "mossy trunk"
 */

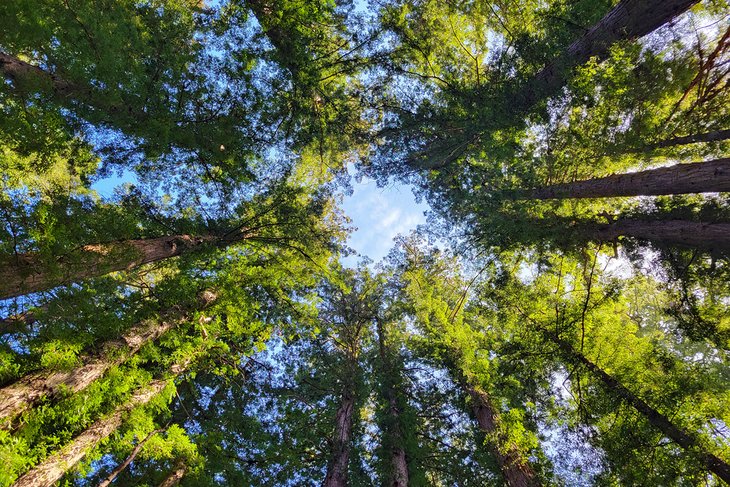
xmin=462 ymin=381 xmax=540 ymax=487
xmin=0 ymin=291 xmax=216 ymax=427
xmin=11 ymin=378 xmax=173 ymax=487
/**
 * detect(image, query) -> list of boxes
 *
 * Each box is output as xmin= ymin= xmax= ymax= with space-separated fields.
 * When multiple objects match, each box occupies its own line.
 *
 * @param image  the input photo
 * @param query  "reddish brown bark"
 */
xmin=11 ymin=377 xmax=174 ymax=487
xmin=464 ymin=383 xmax=540 ymax=487
xmin=517 ymin=159 xmax=730 ymax=199
xmin=157 ymin=464 xmax=188 ymax=487
xmin=0 ymin=234 xmax=216 ymax=300
xmin=0 ymin=291 xmax=216 ymax=428
xmin=593 ymin=219 xmax=730 ymax=250
xmin=323 ymin=391 xmax=356 ymax=487
xmin=643 ymin=129 xmax=730 ymax=150
xmin=520 ymin=0 xmax=700 ymax=109
xmin=547 ymin=332 xmax=730 ymax=483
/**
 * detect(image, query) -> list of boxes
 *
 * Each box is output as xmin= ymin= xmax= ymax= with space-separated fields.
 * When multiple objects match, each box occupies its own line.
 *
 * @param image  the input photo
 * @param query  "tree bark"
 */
xmin=157 ymin=464 xmax=187 ymax=487
xmin=516 ymin=159 xmax=730 ymax=199
xmin=376 ymin=321 xmax=409 ymax=487
xmin=0 ymin=52 xmax=81 ymax=99
xmin=643 ymin=129 xmax=730 ymax=151
xmin=519 ymin=0 xmax=700 ymax=109
xmin=461 ymin=381 xmax=540 ymax=487
xmin=547 ymin=332 xmax=730 ymax=483
xmin=323 ymin=390 xmax=356 ymax=487
xmin=0 ymin=234 xmax=217 ymax=300
xmin=98 ymin=427 xmax=163 ymax=487
xmin=592 ymin=219 xmax=730 ymax=250
xmin=11 ymin=377 xmax=176 ymax=487
xmin=0 ymin=291 xmax=216 ymax=428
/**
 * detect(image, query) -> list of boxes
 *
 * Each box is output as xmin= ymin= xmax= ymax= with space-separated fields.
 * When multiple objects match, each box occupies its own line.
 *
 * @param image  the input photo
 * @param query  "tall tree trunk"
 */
xmin=10 ymin=374 xmax=180 ymax=487
xmin=0 ymin=234 xmax=218 ymax=300
xmin=158 ymin=464 xmax=187 ymax=487
xmin=98 ymin=428 xmax=163 ymax=487
xmin=376 ymin=321 xmax=409 ymax=487
xmin=323 ymin=390 xmax=356 ymax=487
xmin=0 ymin=291 xmax=216 ymax=427
xmin=458 ymin=378 xmax=540 ymax=487
xmin=0 ymin=52 xmax=81 ymax=99
xmin=591 ymin=219 xmax=730 ymax=250
xmin=545 ymin=332 xmax=730 ymax=483
xmin=515 ymin=159 xmax=730 ymax=199
xmin=245 ymin=0 xmax=306 ymax=76
xmin=642 ymin=129 xmax=730 ymax=151
xmin=519 ymin=0 xmax=700 ymax=109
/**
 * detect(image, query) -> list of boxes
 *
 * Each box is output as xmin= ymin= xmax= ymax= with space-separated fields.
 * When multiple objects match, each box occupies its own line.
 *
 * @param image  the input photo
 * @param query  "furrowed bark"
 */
xmin=519 ymin=0 xmax=700 ymax=109
xmin=98 ymin=427 xmax=163 ymax=487
xmin=592 ymin=220 xmax=730 ymax=250
xmin=642 ymin=129 xmax=730 ymax=151
xmin=0 ymin=234 xmax=216 ymax=300
xmin=376 ymin=321 xmax=409 ymax=487
xmin=0 ymin=291 xmax=216 ymax=428
xmin=158 ymin=464 xmax=188 ymax=487
xmin=515 ymin=159 xmax=730 ymax=199
xmin=323 ymin=390 xmax=356 ymax=487
xmin=460 ymin=379 xmax=540 ymax=487
xmin=11 ymin=375 xmax=179 ymax=487
xmin=546 ymin=332 xmax=730 ymax=483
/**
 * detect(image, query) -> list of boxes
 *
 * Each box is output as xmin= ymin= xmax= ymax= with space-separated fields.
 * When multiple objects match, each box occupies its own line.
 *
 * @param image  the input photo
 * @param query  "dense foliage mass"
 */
xmin=0 ymin=0 xmax=728 ymax=485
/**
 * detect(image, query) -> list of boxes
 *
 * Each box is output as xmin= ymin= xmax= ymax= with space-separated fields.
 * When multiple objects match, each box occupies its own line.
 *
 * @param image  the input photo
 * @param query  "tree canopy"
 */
xmin=1 ymin=0 xmax=729 ymax=485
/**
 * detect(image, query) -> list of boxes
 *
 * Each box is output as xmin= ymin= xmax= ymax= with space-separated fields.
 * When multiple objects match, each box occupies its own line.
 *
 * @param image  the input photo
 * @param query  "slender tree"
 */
xmin=542 ymin=329 xmax=730 ymax=483
xmin=97 ymin=428 xmax=164 ymax=487
xmin=397 ymin=244 xmax=543 ymax=486
xmin=375 ymin=317 xmax=410 ymax=487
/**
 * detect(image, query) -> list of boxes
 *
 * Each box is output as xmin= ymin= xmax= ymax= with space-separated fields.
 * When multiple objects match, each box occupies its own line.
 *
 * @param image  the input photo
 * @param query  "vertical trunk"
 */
xmin=642 ymin=129 xmax=730 ymax=151
xmin=460 ymin=380 xmax=540 ymax=487
xmin=157 ymin=464 xmax=187 ymax=487
xmin=592 ymin=219 xmax=730 ymax=250
xmin=0 ymin=291 xmax=216 ymax=427
xmin=515 ymin=159 xmax=730 ymax=199
xmin=98 ymin=428 xmax=163 ymax=487
xmin=376 ymin=321 xmax=409 ymax=487
xmin=520 ymin=0 xmax=700 ymax=109
xmin=11 ymin=378 xmax=174 ymax=487
xmin=322 ymin=390 xmax=356 ymax=487
xmin=245 ymin=0 xmax=306 ymax=76
xmin=0 ymin=234 xmax=217 ymax=300
xmin=547 ymin=332 xmax=730 ymax=483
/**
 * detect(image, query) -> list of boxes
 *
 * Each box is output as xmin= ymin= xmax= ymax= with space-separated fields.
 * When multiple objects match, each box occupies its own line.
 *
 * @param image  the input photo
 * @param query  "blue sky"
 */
xmin=341 ymin=175 xmax=428 ymax=265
